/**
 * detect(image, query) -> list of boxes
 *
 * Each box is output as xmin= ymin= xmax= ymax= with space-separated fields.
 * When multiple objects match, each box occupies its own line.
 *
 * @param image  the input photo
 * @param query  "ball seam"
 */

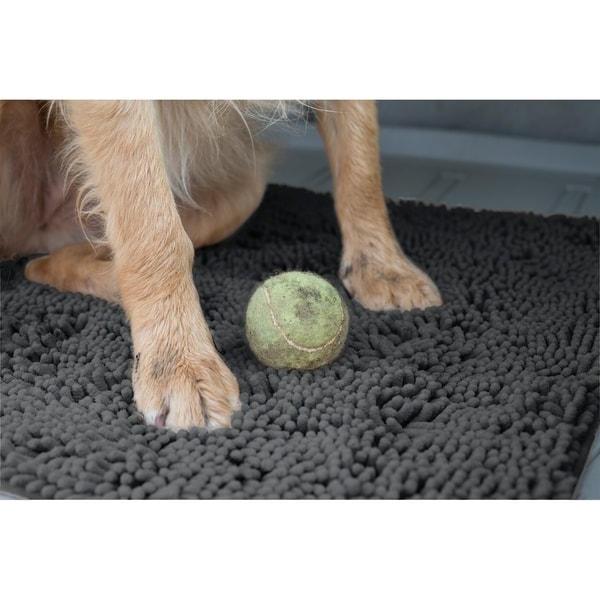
xmin=263 ymin=286 xmax=344 ymax=353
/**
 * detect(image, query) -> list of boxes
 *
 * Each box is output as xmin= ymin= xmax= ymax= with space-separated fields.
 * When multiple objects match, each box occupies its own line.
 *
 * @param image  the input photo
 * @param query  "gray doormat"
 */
xmin=1 ymin=184 xmax=598 ymax=499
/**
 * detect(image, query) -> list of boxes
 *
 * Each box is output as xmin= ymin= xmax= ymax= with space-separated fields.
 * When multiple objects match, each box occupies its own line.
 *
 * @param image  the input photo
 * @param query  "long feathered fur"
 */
xmin=0 ymin=100 xmax=312 ymax=257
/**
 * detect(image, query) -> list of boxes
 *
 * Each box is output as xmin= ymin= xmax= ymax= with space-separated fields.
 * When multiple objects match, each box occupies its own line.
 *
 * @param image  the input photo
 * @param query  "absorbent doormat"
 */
xmin=1 ymin=184 xmax=598 ymax=499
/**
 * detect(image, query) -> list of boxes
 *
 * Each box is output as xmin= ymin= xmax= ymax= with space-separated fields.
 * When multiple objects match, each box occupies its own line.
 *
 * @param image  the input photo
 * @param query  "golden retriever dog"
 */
xmin=0 ymin=100 xmax=441 ymax=430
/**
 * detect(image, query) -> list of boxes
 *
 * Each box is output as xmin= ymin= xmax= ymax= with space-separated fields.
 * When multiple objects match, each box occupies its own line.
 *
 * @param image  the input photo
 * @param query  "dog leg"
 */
xmin=24 ymin=170 xmax=266 ymax=303
xmin=317 ymin=100 xmax=442 ymax=311
xmin=178 ymin=170 xmax=267 ymax=248
xmin=25 ymin=242 xmax=120 ymax=302
xmin=60 ymin=101 xmax=239 ymax=430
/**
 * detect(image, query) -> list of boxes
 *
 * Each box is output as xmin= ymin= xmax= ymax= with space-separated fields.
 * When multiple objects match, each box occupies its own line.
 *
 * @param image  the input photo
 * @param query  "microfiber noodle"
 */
xmin=1 ymin=184 xmax=598 ymax=499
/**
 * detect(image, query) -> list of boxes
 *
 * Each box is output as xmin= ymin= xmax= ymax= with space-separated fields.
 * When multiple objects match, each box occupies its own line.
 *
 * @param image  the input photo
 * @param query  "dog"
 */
xmin=0 ymin=100 xmax=442 ymax=430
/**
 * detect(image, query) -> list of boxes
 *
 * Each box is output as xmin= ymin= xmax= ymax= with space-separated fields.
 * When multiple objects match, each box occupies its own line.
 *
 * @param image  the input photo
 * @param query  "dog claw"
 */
xmin=155 ymin=413 xmax=167 ymax=427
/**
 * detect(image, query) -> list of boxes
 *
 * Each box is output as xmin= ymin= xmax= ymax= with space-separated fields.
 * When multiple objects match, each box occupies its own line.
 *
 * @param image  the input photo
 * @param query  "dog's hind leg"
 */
xmin=178 ymin=169 xmax=267 ymax=249
xmin=25 ymin=242 xmax=120 ymax=302
xmin=24 ymin=167 xmax=267 ymax=304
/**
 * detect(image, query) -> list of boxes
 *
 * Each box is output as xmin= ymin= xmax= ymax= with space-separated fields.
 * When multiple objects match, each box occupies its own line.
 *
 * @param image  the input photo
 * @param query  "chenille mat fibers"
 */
xmin=1 ymin=184 xmax=598 ymax=499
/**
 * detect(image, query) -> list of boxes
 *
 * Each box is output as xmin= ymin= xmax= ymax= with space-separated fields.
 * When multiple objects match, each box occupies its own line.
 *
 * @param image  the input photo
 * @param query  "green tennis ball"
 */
xmin=245 ymin=271 xmax=349 ymax=371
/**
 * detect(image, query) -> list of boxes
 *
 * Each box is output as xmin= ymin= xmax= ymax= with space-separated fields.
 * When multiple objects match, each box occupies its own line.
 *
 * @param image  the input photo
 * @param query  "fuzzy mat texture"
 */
xmin=1 ymin=184 xmax=599 ymax=499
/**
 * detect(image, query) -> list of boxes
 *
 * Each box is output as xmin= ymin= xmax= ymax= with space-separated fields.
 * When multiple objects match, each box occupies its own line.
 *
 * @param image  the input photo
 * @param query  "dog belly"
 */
xmin=0 ymin=179 xmax=84 ymax=261
xmin=27 ymin=198 xmax=86 ymax=256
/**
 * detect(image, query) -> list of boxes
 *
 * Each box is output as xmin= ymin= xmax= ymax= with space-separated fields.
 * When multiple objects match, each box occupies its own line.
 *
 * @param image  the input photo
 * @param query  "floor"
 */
xmin=267 ymin=124 xmax=600 ymax=500
xmin=2 ymin=124 xmax=599 ymax=499
xmin=268 ymin=124 xmax=600 ymax=217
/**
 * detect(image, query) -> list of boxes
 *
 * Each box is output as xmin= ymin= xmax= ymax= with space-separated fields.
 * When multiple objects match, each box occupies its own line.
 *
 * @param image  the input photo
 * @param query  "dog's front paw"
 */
xmin=340 ymin=250 xmax=442 ymax=311
xmin=133 ymin=342 xmax=241 ymax=431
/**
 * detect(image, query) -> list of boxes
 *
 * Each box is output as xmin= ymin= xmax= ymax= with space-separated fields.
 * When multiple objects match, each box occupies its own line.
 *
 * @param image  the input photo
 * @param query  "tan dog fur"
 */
xmin=0 ymin=100 xmax=441 ymax=430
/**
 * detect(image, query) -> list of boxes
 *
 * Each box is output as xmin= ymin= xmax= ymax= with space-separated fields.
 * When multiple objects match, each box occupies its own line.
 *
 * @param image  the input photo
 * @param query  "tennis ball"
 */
xmin=246 ymin=271 xmax=349 ymax=370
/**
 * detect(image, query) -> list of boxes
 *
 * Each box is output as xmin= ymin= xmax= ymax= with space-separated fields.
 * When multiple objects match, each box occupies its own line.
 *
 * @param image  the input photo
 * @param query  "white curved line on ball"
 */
xmin=263 ymin=287 xmax=344 ymax=353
